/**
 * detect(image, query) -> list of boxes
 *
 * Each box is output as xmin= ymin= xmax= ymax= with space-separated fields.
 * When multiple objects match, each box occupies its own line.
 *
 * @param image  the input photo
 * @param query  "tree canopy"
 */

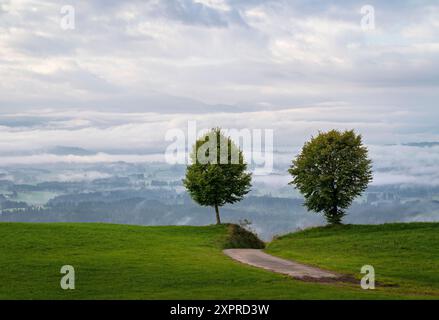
xmin=183 ymin=128 xmax=252 ymax=224
xmin=289 ymin=130 xmax=373 ymax=225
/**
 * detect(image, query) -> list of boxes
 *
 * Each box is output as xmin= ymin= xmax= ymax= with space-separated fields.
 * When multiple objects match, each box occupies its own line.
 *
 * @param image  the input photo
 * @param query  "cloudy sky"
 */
xmin=0 ymin=0 xmax=438 ymax=183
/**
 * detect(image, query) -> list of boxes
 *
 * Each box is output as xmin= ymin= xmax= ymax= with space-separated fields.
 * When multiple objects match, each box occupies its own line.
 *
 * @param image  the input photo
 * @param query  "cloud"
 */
xmin=0 ymin=0 xmax=437 ymax=111
xmin=156 ymin=0 xmax=245 ymax=27
xmin=0 ymin=108 xmax=437 ymax=186
xmin=0 ymin=0 xmax=438 ymax=182
xmin=368 ymin=144 xmax=439 ymax=186
xmin=0 ymin=153 xmax=165 ymax=166
xmin=0 ymin=104 xmax=438 ymax=153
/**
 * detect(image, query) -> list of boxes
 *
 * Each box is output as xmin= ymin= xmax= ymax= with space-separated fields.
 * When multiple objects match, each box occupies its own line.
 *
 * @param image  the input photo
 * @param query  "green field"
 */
xmin=267 ymin=223 xmax=439 ymax=297
xmin=0 ymin=222 xmax=437 ymax=299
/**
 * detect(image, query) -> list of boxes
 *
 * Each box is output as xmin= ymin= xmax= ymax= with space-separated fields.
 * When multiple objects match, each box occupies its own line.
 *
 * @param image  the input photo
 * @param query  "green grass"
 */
xmin=267 ymin=222 xmax=439 ymax=297
xmin=0 ymin=222 xmax=435 ymax=299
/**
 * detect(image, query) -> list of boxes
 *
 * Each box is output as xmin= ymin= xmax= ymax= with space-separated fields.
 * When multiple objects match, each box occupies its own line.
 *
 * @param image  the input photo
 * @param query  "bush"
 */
xmin=222 ymin=224 xmax=265 ymax=249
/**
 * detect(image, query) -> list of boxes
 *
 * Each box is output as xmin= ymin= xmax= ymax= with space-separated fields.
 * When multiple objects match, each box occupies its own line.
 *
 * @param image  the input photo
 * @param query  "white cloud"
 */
xmin=0 ymin=0 xmax=437 ymax=109
xmin=0 ymin=106 xmax=437 ymax=186
xmin=0 ymin=153 xmax=165 ymax=166
xmin=0 ymin=0 xmax=438 ymax=186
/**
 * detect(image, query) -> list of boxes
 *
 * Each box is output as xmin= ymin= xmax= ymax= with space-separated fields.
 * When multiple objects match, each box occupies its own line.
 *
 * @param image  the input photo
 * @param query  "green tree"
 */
xmin=288 ymin=130 xmax=373 ymax=225
xmin=183 ymin=128 xmax=252 ymax=224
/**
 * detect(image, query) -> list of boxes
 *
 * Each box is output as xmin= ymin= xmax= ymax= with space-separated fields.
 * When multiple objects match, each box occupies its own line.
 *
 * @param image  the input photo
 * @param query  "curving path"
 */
xmin=224 ymin=249 xmax=341 ymax=281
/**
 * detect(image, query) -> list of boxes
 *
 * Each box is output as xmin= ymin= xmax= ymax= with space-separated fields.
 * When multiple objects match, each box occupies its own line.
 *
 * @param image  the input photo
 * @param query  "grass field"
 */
xmin=0 ymin=222 xmax=437 ymax=299
xmin=267 ymin=222 xmax=439 ymax=297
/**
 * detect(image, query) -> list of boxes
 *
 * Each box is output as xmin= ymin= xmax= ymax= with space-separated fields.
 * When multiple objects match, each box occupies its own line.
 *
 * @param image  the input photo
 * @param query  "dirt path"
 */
xmin=223 ymin=249 xmax=341 ymax=281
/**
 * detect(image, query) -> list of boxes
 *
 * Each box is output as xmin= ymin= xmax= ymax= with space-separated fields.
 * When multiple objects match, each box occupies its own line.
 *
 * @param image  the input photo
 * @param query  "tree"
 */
xmin=288 ymin=130 xmax=372 ymax=225
xmin=183 ymin=128 xmax=252 ymax=224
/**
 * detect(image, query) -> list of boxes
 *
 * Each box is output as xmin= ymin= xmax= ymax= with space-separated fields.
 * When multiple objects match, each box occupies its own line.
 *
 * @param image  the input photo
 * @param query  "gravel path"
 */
xmin=224 ymin=249 xmax=341 ymax=281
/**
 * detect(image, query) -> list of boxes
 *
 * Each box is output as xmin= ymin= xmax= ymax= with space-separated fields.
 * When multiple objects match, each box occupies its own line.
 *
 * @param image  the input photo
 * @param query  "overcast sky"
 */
xmin=0 ymin=0 xmax=438 ymax=157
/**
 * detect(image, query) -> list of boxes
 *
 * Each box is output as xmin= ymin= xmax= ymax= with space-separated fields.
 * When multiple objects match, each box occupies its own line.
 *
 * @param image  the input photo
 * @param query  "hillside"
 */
xmin=0 ymin=222 xmax=437 ymax=299
xmin=267 ymin=223 xmax=439 ymax=296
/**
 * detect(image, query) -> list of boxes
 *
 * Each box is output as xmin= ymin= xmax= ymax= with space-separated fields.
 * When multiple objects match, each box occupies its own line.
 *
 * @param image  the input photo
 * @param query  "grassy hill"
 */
xmin=0 ymin=222 xmax=437 ymax=299
xmin=267 ymin=222 xmax=439 ymax=296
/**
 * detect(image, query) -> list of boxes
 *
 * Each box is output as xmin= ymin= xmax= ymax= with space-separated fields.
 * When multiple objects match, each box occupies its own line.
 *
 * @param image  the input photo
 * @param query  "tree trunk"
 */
xmin=214 ymin=204 xmax=221 ymax=225
xmin=326 ymin=206 xmax=343 ymax=225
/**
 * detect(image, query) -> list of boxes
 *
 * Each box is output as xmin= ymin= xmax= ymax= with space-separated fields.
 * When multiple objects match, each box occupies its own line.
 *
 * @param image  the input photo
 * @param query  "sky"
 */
xmin=0 ymin=0 xmax=438 ymax=184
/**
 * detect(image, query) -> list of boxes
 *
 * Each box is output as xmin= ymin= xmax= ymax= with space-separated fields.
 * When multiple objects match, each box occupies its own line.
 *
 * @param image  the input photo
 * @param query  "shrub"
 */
xmin=222 ymin=224 xmax=265 ymax=249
